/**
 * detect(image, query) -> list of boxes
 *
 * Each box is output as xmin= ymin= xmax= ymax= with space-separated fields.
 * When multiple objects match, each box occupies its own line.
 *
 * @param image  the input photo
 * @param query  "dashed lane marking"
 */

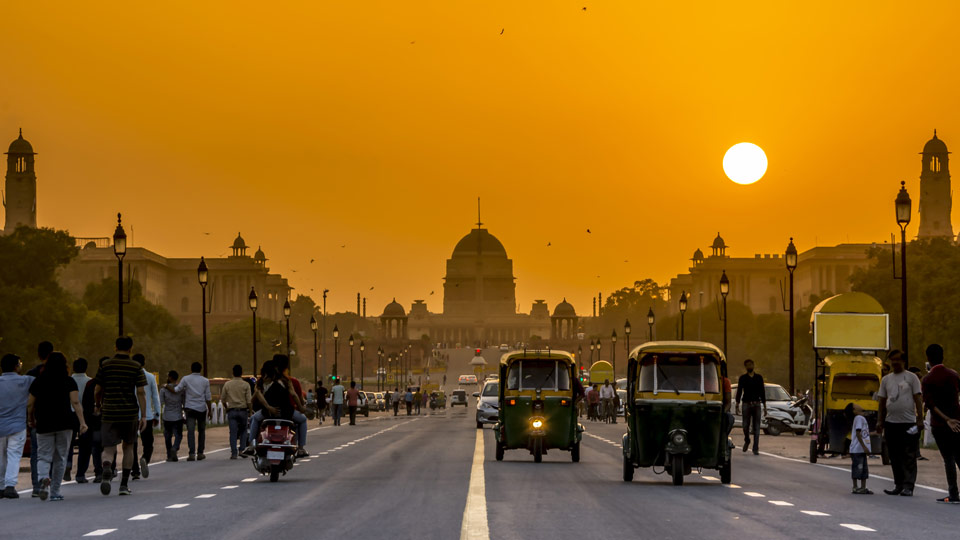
xmin=744 ymin=492 xmax=765 ymax=497
xmin=221 ymin=485 xmax=238 ymax=489
xmin=840 ymin=524 xmax=875 ymax=532
xmin=769 ymin=501 xmax=794 ymax=506
xmin=166 ymin=504 xmax=190 ymax=509
xmin=700 ymin=475 xmax=719 ymax=481
xmin=241 ymin=478 xmax=258 ymax=483
xmin=724 ymin=484 xmax=742 ymax=489
xmin=758 ymin=451 xmax=948 ymax=494
xmin=801 ymin=511 xmax=830 ymax=516
xmin=195 ymin=494 xmax=216 ymax=499
xmin=83 ymin=530 xmax=117 ymax=537
xmin=128 ymin=514 xmax=157 ymax=521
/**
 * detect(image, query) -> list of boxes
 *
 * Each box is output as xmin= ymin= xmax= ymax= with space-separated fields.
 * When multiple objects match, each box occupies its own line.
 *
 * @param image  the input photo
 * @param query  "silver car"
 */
xmin=474 ymin=380 xmax=499 ymax=429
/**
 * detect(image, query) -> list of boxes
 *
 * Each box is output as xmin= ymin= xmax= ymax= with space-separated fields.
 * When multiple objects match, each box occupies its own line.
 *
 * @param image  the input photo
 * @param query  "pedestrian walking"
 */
xmin=160 ymin=370 xmax=184 ymax=462
xmin=586 ymin=385 xmax=599 ymax=421
xmin=392 ymin=388 xmax=400 ymax=416
xmin=414 ymin=389 xmax=422 ymax=415
xmin=27 ymin=352 xmax=87 ymax=501
xmin=735 ymin=359 xmax=767 ymax=455
xmin=845 ymin=402 xmax=873 ymax=494
xmin=64 ymin=357 xmax=90 ymax=483
xmin=920 ymin=343 xmax=960 ymax=504
xmin=131 ymin=354 xmax=160 ymax=480
xmin=222 ymin=365 xmax=252 ymax=459
xmin=0 ymin=353 xmax=34 ymax=499
xmin=877 ymin=349 xmax=923 ymax=497
xmin=315 ymin=380 xmax=328 ymax=425
xmin=94 ymin=337 xmax=147 ymax=496
xmin=331 ymin=378 xmax=345 ymax=426
xmin=405 ymin=388 xmax=414 ymax=416
xmin=77 ymin=370 xmax=104 ymax=483
xmin=346 ymin=381 xmax=361 ymax=425
xmin=26 ymin=340 xmax=53 ymax=498
xmin=174 ymin=362 xmax=211 ymax=461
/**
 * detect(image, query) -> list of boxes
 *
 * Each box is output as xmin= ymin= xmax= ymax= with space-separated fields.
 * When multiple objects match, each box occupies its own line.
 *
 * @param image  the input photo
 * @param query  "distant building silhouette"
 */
xmin=2 ymin=129 xmax=37 ymax=234
xmin=918 ymin=130 xmax=953 ymax=239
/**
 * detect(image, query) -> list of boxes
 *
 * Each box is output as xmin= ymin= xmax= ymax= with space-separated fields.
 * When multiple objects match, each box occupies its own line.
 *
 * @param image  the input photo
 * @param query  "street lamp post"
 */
xmin=596 ymin=340 xmax=602 ymax=365
xmin=785 ymin=239 xmax=798 ymax=394
xmin=679 ymin=291 xmax=688 ymax=340
xmin=197 ymin=257 xmax=209 ymax=377
xmin=400 ymin=351 xmax=405 ymax=386
xmin=360 ymin=341 xmax=365 ymax=390
xmin=647 ymin=308 xmax=655 ymax=341
xmin=589 ymin=340 xmax=595 ymax=363
xmin=113 ymin=213 xmax=126 ymax=336
xmin=720 ymin=271 xmax=730 ymax=357
xmin=348 ymin=335 xmax=355 ymax=382
xmin=895 ymin=181 xmax=912 ymax=367
xmin=332 ymin=325 xmax=340 ymax=379
xmin=624 ymin=319 xmax=631 ymax=358
xmin=321 ymin=290 xmax=328 ymax=382
xmin=377 ymin=347 xmax=384 ymax=391
xmin=611 ymin=329 xmax=617 ymax=378
xmin=283 ymin=300 xmax=292 ymax=356
xmin=248 ymin=287 xmax=258 ymax=376
xmin=310 ymin=315 xmax=319 ymax=390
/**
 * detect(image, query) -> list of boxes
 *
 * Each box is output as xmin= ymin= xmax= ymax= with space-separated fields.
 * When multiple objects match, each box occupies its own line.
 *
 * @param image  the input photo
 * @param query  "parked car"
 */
xmin=617 ymin=389 xmax=627 ymax=416
xmin=732 ymin=383 xmax=806 ymax=434
xmin=450 ymin=388 xmax=469 ymax=407
xmin=458 ymin=374 xmax=478 ymax=386
xmin=474 ymin=380 xmax=500 ymax=428
xmin=499 ymin=344 xmax=510 ymax=352
xmin=374 ymin=392 xmax=386 ymax=411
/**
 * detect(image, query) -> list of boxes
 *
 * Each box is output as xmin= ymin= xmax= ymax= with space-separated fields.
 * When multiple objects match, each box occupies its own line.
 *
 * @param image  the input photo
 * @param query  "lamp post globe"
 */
xmin=647 ymin=308 xmax=655 ymax=341
xmin=332 ymin=324 xmax=340 ymax=378
xmin=310 ymin=315 xmax=318 ymax=332
xmin=896 ymin=181 xmax=912 ymax=226
xmin=719 ymin=270 xmax=730 ymax=357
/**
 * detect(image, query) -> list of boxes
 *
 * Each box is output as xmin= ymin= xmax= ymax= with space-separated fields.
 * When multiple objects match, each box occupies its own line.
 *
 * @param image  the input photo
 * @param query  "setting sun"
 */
xmin=723 ymin=142 xmax=768 ymax=185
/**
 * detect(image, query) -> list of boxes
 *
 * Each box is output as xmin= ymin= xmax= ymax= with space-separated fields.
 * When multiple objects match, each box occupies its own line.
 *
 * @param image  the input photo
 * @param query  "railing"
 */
xmin=75 ymin=236 xmax=112 ymax=249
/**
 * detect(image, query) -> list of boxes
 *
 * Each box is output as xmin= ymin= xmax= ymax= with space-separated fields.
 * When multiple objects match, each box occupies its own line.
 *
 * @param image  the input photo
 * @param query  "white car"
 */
xmin=732 ymin=383 xmax=801 ymax=434
xmin=499 ymin=344 xmax=510 ymax=352
xmin=450 ymin=389 xmax=469 ymax=407
xmin=474 ymin=380 xmax=499 ymax=428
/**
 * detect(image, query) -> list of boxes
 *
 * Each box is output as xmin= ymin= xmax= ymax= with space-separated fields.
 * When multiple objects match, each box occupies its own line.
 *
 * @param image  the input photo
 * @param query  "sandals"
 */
xmin=853 ymin=487 xmax=874 ymax=495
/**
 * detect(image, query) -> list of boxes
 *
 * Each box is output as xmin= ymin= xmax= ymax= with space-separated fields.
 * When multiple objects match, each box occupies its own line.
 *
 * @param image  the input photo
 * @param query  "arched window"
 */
xmin=932 ymin=156 xmax=941 ymax=172
xmin=181 ymin=297 xmax=189 ymax=312
xmin=15 ymin=157 xmax=25 ymax=172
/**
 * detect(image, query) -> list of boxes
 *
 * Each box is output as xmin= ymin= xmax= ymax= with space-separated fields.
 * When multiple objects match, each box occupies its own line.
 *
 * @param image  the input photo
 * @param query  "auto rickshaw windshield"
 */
xmin=831 ymin=373 xmax=880 ymax=400
xmin=638 ymin=354 xmax=720 ymax=394
xmin=506 ymin=360 xmax=571 ymax=391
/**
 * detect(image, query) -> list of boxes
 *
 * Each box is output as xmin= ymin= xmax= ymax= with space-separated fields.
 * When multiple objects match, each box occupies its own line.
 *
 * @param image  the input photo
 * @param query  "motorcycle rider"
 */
xmin=242 ymin=360 xmax=301 ymax=457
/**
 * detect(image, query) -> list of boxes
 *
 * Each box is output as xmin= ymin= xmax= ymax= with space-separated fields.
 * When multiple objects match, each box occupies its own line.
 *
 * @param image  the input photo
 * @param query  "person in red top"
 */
xmin=920 ymin=343 xmax=960 ymax=504
xmin=346 ymin=381 xmax=361 ymax=426
xmin=272 ymin=355 xmax=309 ymax=457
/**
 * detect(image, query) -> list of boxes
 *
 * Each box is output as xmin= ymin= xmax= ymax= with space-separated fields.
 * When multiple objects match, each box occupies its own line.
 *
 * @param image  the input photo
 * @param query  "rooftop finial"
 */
xmin=19 ymin=127 xmax=22 ymax=138
xmin=476 ymin=197 xmax=483 ymax=229
xmin=117 ymin=212 xmax=122 ymax=224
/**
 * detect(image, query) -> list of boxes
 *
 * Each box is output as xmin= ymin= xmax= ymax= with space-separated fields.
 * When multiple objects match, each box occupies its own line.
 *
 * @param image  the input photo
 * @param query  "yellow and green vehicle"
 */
xmin=494 ymin=350 xmax=583 ymax=463
xmin=622 ymin=341 xmax=733 ymax=485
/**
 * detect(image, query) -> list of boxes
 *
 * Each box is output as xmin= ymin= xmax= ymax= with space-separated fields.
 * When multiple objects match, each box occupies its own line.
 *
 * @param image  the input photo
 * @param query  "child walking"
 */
xmin=846 ymin=402 xmax=873 ymax=494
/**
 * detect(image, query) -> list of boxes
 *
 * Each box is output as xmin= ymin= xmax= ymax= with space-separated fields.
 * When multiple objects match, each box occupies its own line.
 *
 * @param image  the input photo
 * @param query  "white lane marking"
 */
xmin=166 ymin=503 xmax=190 ymax=509
xmin=460 ymin=429 xmax=490 ymax=540
xmin=221 ymin=485 xmax=238 ymax=489
xmin=758 ymin=451 xmax=948 ymax=494
xmin=744 ymin=492 xmax=765 ymax=497
xmin=768 ymin=501 xmax=794 ymax=506
xmin=319 ymin=452 xmax=329 ymax=455
xmin=840 ymin=524 xmax=875 ymax=532
xmin=700 ymin=475 xmax=719 ymax=481
xmin=83 ymin=530 xmax=117 ymax=537
xmin=128 ymin=514 xmax=157 ymax=521
xmin=301 ymin=459 xmax=311 ymax=462
xmin=195 ymin=494 xmax=216 ymax=499
xmin=724 ymin=484 xmax=742 ymax=489
xmin=241 ymin=478 xmax=258 ymax=483
xmin=801 ymin=511 xmax=830 ymax=516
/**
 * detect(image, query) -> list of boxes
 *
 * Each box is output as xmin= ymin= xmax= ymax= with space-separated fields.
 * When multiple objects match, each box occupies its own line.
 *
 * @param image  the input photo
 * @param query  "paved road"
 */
xmin=3 ymin=405 xmax=958 ymax=539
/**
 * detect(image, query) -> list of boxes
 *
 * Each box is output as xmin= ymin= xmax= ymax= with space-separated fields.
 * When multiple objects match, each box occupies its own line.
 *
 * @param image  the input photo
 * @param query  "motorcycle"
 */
xmin=764 ymin=391 xmax=812 ymax=436
xmin=252 ymin=418 xmax=297 ymax=482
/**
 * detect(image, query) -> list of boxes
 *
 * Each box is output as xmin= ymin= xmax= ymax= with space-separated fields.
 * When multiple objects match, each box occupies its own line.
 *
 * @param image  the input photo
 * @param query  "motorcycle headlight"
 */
xmin=531 ymin=419 xmax=544 ymax=429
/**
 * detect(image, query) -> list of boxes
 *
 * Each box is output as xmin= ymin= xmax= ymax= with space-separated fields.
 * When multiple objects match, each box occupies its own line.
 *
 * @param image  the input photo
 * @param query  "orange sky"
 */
xmin=2 ymin=2 xmax=958 ymax=315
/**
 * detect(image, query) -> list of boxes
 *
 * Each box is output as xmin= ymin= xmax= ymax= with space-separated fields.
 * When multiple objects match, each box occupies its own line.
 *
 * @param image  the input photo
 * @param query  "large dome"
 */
xmin=923 ymin=130 xmax=948 ymax=154
xmin=451 ymin=228 xmax=507 ymax=258
xmin=552 ymin=298 xmax=577 ymax=317
xmin=7 ymin=130 xmax=34 ymax=154
xmin=382 ymin=298 xmax=406 ymax=317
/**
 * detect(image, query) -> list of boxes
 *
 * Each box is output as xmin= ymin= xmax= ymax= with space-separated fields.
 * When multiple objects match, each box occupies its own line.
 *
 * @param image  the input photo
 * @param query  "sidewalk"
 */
xmin=753 ymin=432 xmax=950 ymax=492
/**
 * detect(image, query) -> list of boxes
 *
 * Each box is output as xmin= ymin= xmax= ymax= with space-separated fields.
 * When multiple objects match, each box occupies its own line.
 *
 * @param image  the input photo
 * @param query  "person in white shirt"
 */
xmin=331 ymin=379 xmax=346 ymax=426
xmin=131 ymin=353 xmax=161 ymax=479
xmin=172 ymin=362 xmax=211 ymax=461
xmin=599 ymin=380 xmax=616 ymax=422
xmin=846 ymin=402 xmax=873 ymax=495
xmin=64 ymin=357 xmax=91 ymax=482
xmin=876 ymin=349 xmax=923 ymax=497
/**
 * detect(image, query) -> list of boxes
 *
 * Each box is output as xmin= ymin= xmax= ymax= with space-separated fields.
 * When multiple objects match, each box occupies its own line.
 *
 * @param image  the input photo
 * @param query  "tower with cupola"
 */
xmin=917 ymin=130 xmax=953 ymax=239
xmin=3 ymin=129 xmax=37 ymax=234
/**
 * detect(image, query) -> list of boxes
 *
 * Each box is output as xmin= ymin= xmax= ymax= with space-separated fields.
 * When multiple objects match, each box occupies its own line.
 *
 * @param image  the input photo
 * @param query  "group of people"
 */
xmin=581 ymin=380 xmax=619 ymax=423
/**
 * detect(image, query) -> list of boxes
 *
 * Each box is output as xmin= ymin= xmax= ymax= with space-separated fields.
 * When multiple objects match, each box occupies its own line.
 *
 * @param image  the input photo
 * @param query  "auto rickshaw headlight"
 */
xmin=672 ymin=432 xmax=686 ymax=446
xmin=532 ymin=419 xmax=543 ymax=429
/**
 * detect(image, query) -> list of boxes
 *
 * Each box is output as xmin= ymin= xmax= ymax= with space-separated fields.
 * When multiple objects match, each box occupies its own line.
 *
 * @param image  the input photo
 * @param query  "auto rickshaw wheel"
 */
xmin=670 ymin=454 xmax=684 ymax=486
xmin=720 ymin=459 xmax=731 ymax=484
xmin=809 ymin=439 xmax=818 ymax=463
xmin=622 ymin=455 xmax=634 ymax=482
xmin=571 ymin=441 xmax=580 ymax=463
xmin=533 ymin=439 xmax=543 ymax=463
xmin=495 ymin=441 xmax=504 ymax=461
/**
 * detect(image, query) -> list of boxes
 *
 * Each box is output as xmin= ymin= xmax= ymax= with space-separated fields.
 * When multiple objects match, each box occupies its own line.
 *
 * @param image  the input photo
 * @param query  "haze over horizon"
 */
xmin=2 ymin=2 xmax=958 ymax=314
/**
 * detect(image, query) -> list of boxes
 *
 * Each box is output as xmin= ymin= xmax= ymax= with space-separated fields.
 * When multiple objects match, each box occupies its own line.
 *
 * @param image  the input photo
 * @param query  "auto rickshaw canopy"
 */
xmin=589 ymin=361 xmax=613 ymax=385
xmin=810 ymin=292 xmax=889 ymax=352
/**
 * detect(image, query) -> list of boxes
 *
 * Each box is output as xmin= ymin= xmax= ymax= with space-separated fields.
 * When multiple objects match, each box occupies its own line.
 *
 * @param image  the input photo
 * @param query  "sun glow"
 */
xmin=723 ymin=143 xmax=768 ymax=185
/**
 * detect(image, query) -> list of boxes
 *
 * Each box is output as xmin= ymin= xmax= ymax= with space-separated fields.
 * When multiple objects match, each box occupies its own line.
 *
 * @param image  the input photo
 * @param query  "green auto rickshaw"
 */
xmin=622 ymin=341 xmax=733 ymax=485
xmin=494 ymin=350 xmax=583 ymax=463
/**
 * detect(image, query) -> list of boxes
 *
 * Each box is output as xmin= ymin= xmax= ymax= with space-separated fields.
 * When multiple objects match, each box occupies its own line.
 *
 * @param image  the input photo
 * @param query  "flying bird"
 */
xmin=410 ymin=41 xmax=415 ymax=44
xmin=500 ymin=28 xmax=504 ymax=35
xmin=369 ymin=286 xmax=375 ymax=290
xmin=310 ymin=259 xmax=315 ymax=263
xmin=583 ymin=6 xmax=587 ymax=10
xmin=586 ymin=229 xmax=591 ymax=234
xmin=203 ymin=232 xmax=210 ymax=235
xmin=547 ymin=242 xmax=552 ymax=247
xmin=341 ymin=245 xmax=346 ymax=248
xmin=430 ymin=291 xmax=435 ymax=295
xmin=291 ymin=270 xmax=297 ymax=273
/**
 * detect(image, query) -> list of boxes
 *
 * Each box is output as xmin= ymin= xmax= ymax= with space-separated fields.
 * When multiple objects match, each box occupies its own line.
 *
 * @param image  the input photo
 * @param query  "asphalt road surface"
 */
xmin=3 ymin=405 xmax=958 ymax=539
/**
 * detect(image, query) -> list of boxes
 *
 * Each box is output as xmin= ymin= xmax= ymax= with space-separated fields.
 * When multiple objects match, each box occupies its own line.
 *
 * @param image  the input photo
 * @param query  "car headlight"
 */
xmin=531 ymin=419 xmax=543 ymax=429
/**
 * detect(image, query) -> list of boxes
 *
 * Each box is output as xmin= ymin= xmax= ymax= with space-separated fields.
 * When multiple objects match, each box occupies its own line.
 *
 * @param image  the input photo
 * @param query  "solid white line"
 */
xmin=460 ymin=429 xmax=490 ymax=540
xmin=241 ymin=478 xmax=258 ymax=483
xmin=758 ymin=451 xmax=948 ymax=494
xmin=166 ymin=504 xmax=190 ymax=509
xmin=840 ymin=524 xmax=875 ymax=532
xmin=768 ymin=501 xmax=794 ymax=506
xmin=801 ymin=510 xmax=830 ymax=516
xmin=83 ymin=530 xmax=117 ymax=537
xmin=195 ymin=493 xmax=216 ymax=499
xmin=128 ymin=514 xmax=157 ymax=521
